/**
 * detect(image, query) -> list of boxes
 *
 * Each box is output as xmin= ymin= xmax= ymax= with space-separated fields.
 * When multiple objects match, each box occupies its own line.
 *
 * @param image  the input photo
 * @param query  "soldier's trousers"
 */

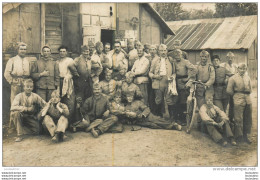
xmin=96 ymin=115 xmax=119 ymax=133
xmin=213 ymin=98 xmax=229 ymax=112
xmin=36 ymin=88 xmax=55 ymax=102
xmin=42 ymin=115 xmax=68 ymax=137
xmin=137 ymin=83 xmax=148 ymax=106
xmin=233 ymin=103 xmax=252 ymax=138
xmin=137 ymin=113 xmax=172 ymax=129
xmin=205 ymin=121 xmax=233 ymax=143
xmin=10 ymin=111 xmax=40 ymax=137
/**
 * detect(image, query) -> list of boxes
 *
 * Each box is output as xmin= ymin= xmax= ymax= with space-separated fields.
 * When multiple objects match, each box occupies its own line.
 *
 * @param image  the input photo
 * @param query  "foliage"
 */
xmin=154 ymin=3 xmax=257 ymax=21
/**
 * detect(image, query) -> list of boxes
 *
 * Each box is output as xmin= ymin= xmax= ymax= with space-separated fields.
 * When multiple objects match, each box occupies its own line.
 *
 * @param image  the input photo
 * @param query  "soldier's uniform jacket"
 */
xmin=4 ymin=55 xmax=33 ymax=85
xmin=213 ymin=66 xmax=232 ymax=100
xmin=73 ymin=55 xmax=91 ymax=81
xmin=174 ymin=58 xmax=196 ymax=90
xmin=220 ymin=62 xmax=237 ymax=75
xmin=125 ymin=100 xmax=151 ymax=120
xmin=149 ymin=57 xmax=175 ymax=89
xmin=91 ymin=52 xmax=103 ymax=77
xmin=42 ymin=102 xmax=70 ymax=123
xmin=81 ymin=94 xmax=110 ymax=122
xmin=195 ymin=63 xmax=215 ymax=86
xmin=11 ymin=92 xmax=46 ymax=115
xmin=131 ymin=55 xmax=150 ymax=84
xmin=31 ymin=57 xmax=60 ymax=90
xmin=99 ymin=79 xmax=121 ymax=100
xmin=199 ymin=104 xmax=228 ymax=124
xmin=226 ymin=73 xmax=252 ymax=105
xmin=121 ymin=82 xmax=143 ymax=101
xmin=111 ymin=51 xmax=128 ymax=71
xmin=128 ymin=48 xmax=138 ymax=69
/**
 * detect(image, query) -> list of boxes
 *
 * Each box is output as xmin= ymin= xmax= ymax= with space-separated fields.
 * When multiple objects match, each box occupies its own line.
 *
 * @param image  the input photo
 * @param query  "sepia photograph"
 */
xmin=1 ymin=1 xmax=258 ymax=173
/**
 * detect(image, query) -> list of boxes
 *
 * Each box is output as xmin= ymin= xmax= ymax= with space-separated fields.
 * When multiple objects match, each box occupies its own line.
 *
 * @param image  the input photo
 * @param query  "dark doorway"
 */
xmin=101 ymin=29 xmax=114 ymax=49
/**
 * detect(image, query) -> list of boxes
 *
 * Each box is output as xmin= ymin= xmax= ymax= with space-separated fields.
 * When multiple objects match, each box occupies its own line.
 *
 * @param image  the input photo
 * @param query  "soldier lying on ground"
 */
xmin=123 ymin=90 xmax=182 ymax=131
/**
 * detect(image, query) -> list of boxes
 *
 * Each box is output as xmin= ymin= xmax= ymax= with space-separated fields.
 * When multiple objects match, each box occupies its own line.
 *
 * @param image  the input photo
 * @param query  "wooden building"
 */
xmin=165 ymin=15 xmax=257 ymax=81
xmin=2 ymin=3 xmax=174 ymax=123
xmin=3 ymin=3 xmax=174 ymax=56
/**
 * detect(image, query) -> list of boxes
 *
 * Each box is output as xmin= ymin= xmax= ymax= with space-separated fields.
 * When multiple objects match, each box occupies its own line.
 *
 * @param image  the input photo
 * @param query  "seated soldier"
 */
xmin=121 ymin=71 xmax=143 ymax=103
xmin=112 ymin=64 xmax=127 ymax=81
xmin=40 ymin=90 xmax=70 ymax=142
xmin=81 ymin=83 xmax=120 ymax=138
xmin=199 ymin=95 xmax=237 ymax=147
xmin=123 ymin=90 xmax=182 ymax=130
xmin=99 ymin=68 xmax=122 ymax=100
xmin=10 ymin=79 xmax=46 ymax=142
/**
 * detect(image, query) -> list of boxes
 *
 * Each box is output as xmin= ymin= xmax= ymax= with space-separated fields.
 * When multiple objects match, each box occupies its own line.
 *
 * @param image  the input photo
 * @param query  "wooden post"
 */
xmin=40 ymin=3 xmax=45 ymax=50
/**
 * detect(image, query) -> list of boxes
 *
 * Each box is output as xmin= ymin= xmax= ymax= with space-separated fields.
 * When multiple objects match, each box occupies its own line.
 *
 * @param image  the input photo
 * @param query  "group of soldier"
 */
xmin=4 ymin=39 xmax=253 ymax=147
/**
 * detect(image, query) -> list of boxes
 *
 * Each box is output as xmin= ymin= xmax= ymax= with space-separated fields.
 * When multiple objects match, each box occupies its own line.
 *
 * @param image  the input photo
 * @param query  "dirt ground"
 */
xmin=2 ymin=91 xmax=257 ymax=167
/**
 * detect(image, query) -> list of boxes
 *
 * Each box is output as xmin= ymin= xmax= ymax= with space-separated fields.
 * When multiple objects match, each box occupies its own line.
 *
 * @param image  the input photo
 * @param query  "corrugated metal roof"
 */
xmin=166 ymin=15 xmax=257 ymax=50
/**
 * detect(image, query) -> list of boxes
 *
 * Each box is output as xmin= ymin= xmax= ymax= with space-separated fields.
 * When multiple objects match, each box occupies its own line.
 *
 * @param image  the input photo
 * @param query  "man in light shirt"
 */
xmin=149 ymin=44 xmax=179 ymax=128
xmin=131 ymin=44 xmax=150 ymax=105
xmin=4 ymin=42 xmax=33 ymax=104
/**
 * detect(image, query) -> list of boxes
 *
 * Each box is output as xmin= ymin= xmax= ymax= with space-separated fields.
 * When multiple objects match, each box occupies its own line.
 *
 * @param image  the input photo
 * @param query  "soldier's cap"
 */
xmin=17 ymin=42 xmax=27 ymax=49
xmin=200 ymin=50 xmax=209 ymax=56
xmin=113 ymin=90 xmax=122 ymax=98
xmin=95 ymin=41 xmax=103 ymax=48
xmin=173 ymin=40 xmax=181 ymax=46
xmin=238 ymin=63 xmax=247 ymax=69
xmin=88 ymin=41 xmax=95 ymax=48
xmin=150 ymin=44 xmax=157 ymax=50
xmin=42 ymin=45 xmax=51 ymax=51
xmin=104 ymin=68 xmax=113 ymax=75
xmin=23 ymin=78 xmax=33 ymax=85
xmin=137 ymin=44 xmax=144 ymax=50
xmin=51 ymin=90 xmax=60 ymax=98
xmin=226 ymin=51 xmax=235 ymax=57
xmin=93 ymin=83 xmax=101 ymax=90
xmin=212 ymin=55 xmax=220 ymax=61
xmin=81 ymin=45 xmax=89 ymax=51
xmin=127 ymin=38 xmax=135 ymax=45
xmin=126 ymin=90 xmax=135 ymax=97
xmin=205 ymin=93 xmax=213 ymax=101
xmin=144 ymin=43 xmax=151 ymax=49
xmin=125 ymin=71 xmax=135 ymax=78
xmin=158 ymin=44 xmax=167 ymax=50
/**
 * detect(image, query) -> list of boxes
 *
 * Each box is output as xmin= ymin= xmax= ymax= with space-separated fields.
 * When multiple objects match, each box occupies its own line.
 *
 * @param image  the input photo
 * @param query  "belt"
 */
xmin=176 ymin=75 xmax=188 ymax=79
xmin=12 ymin=75 xmax=30 ymax=79
xmin=234 ymin=91 xmax=250 ymax=94
xmin=214 ymin=83 xmax=226 ymax=86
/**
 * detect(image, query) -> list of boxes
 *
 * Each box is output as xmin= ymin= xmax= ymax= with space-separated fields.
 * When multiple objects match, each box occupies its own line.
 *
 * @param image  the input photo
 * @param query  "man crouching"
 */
xmin=40 ymin=90 xmax=70 ymax=142
xmin=10 ymin=79 xmax=46 ymax=142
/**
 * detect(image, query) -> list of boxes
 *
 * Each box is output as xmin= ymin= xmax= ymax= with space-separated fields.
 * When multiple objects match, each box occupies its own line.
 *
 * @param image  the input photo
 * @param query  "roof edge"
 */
xmin=141 ymin=3 xmax=175 ymax=35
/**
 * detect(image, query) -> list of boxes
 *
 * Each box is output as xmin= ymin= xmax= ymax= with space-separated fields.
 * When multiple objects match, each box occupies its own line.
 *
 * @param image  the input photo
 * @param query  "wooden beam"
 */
xmin=40 ymin=3 xmax=45 ymax=50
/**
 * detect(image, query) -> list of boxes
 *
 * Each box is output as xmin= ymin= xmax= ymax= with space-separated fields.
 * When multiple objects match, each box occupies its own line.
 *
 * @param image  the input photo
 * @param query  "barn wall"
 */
xmin=62 ymin=3 xmax=81 ymax=54
xmin=3 ymin=4 xmax=41 ymax=54
xmin=140 ymin=5 xmax=161 ymax=44
xmin=117 ymin=3 xmax=140 ymax=40
xmin=247 ymin=40 xmax=257 ymax=86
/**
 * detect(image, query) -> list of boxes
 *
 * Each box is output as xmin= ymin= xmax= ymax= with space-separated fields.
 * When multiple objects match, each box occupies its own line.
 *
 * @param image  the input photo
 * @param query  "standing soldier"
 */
xmin=149 ymin=44 xmax=178 ymax=123
xmin=226 ymin=63 xmax=252 ymax=144
xmin=131 ymin=44 xmax=150 ymax=105
xmin=73 ymin=45 xmax=92 ymax=103
xmin=56 ymin=46 xmax=78 ymax=124
xmin=127 ymin=39 xmax=138 ymax=71
xmin=111 ymin=41 xmax=128 ymax=78
xmin=32 ymin=45 xmax=60 ymax=102
xmin=4 ymin=42 xmax=33 ymax=104
xmin=173 ymin=49 xmax=196 ymax=125
xmin=191 ymin=50 xmax=215 ymax=108
xmin=211 ymin=55 xmax=232 ymax=111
